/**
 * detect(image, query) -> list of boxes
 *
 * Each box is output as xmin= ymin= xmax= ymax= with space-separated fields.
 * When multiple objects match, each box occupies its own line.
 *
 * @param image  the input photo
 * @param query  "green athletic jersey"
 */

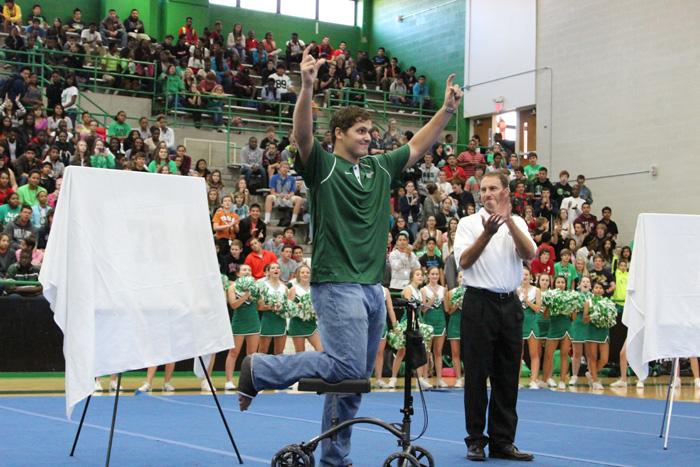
xmin=295 ymin=140 xmax=410 ymax=284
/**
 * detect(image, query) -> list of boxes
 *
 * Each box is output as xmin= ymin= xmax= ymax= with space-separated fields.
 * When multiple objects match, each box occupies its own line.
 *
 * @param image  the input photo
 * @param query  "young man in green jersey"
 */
xmin=238 ymin=46 xmax=462 ymax=466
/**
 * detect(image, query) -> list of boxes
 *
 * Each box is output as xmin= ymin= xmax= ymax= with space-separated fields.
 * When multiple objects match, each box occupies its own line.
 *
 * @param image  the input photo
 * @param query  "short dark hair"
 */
xmin=602 ymin=206 xmax=612 ymax=213
xmin=20 ymin=204 xmax=33 ymax=213
xmin=283 ymin=227 xmax=295 ymax=235
xmin=329 ymin=106 xmax=371 ymax=145
xmin=482 ymin=171 xmax=509 ymax=189
xmin=282 ymin=245 xmax=293 ymax=252
xmin=249 ymin=203 xmax=261 ymax=211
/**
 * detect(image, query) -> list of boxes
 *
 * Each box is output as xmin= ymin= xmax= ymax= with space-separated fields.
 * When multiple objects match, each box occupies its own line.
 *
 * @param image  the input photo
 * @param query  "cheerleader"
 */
xmin=287 ymin=264 xmax=323 ymax=353
xmin=535 ymin=274 xmax=551 ymax=385
xmin=610 ymin=339 xmax=646 ymax=388
xmin=94 ymin=374 xmax=122 ymax=393
xmin=421 ymin=267 xmax=448 ymax=388
xmin=137 ymin=364 xmax=176 ymax=393
xmin=568 ymin=276 xmax=592 ymax=386
xmin=542 ymin=275 xmax=574 ymax=389
xmin=584 ymin=282 xmax=610 ymax=390
xmin=225 ymin=264 xmax=260 ymax=391
xmin=519 ymin=267 xmax=543 ymax=389
xmin=446 ymin=271 xmax=465 ymax=388
xmin=374 ymin=286 xmax=399 ymax=388
xmin=257 ymin=263 xmax=288 ymax=355
xmin=387 ymin=268 xmax=431 ymax=389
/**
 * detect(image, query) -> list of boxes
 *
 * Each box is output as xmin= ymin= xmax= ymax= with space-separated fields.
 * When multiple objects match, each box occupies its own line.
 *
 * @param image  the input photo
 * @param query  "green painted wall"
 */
xmin=204 ymin=4 xmax=361 ymax=53
xmin=41 ymin=1 xmax=361 ymax=48
xmin=368 ymin=0 xmax=469 ymax=142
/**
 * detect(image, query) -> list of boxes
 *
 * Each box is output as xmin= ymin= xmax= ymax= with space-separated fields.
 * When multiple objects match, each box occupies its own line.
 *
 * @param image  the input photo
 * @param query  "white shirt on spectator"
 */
xmin=80 ymin=29 xmax=102 ymax=45
xmin=419 ymin=163 xmax=440 ymax=188
xmin=273 ymin=73 xmax=293 ymax=93
xmin=454 ymin=209 xmax=535 ymax=293
xmin=561 ymin=195 xmax=585 ymax=225
xmin=286 ymin=39 xmax=305 ymax=55
xmin=388 ymin=248 xmax=421 ymax=290
xmin=61 ymin=86 xmax=79 ymax=111
xmin=160 ymin=126 xmax=175 ymax=150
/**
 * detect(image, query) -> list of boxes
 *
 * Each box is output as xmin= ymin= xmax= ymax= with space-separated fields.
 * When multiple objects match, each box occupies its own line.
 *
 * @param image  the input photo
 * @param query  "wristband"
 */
xmin=444 ymin=106 xmax=456 ymax=114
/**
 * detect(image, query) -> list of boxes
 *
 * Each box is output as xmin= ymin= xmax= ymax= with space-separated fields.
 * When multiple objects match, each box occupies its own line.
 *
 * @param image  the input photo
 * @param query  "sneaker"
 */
xmin=528 ymin=381 xmax=539 ymax=390
xmin=224 ymin=381 xmax=236 ymax=391
xmin=417 ymin=377 xmax=433 ymax=390
xmin=636 ymin=380 xmax=645 ymax=389
xmin=375 ymin=86 xmax=381 ymax=91
xmin=163 ymin=382 xmax=175 ymax=392
xmin=568 ymin=376 xmax=578 ymax=386
xmin=437 ymin=379 xmax=448 ymax=388
xmin=136 ymin=382 xmax=151 ymax=393
xmin=454 ymin=377 xmax=464 ymax=388
xmin=94 ymin=380 xmax=104 ymax=392
xmin=546 ymin=378 xmax=557 ymax=388
xmin=362 ymin=84 xmax=367 ymax=90
xmin=201 ymin=379 xmax=216 ymax=392
xmin=610 ymin=379 xmax=628 ymax=388
xmin=387 ymin=377 xmax=397 ymax=389
xmin=109 ymin=380 xmax=123 ymax=392
xmin=592 ymin=381 xmax=604 ymax=390
xmin=557 ymin=381 xmax=566 ymax=390
xmin=537 ymin=380 xmax=549 ymax=389
xmin=376 ymin=379 xmax=391 ymax=389
xmin=672 ymin=378 xmax=681 ymax=388
xmin=695 ymin=378 xmax=700 ymax=389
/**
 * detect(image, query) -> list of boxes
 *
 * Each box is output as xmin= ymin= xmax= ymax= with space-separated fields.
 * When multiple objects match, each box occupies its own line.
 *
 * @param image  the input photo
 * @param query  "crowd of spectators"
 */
xmin=1 ymin=2 xmax=436 ymax=136
xmin=0 ymin=2 xmax=640 ymax=384
xmin=384 ymin=133 xmax=625 ymax=299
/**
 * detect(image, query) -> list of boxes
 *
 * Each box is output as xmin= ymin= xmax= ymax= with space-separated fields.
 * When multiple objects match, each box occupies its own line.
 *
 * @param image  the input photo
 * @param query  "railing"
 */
xmin=0 ymin=48 xmax=158 ymax=103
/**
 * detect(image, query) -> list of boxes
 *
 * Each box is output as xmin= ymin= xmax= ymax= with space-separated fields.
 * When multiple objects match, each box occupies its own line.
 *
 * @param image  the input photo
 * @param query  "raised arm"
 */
xmin=406 ymin=74 xmax=463 ymax=170
xmin=293 ymin=46 xmax=326 ymax=166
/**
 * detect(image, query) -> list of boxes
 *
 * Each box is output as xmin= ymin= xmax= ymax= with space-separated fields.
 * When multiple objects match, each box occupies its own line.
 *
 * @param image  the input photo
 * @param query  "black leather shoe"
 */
xmin=467 ymin=445 xmax=486 ymax=461
xmin=489 ymin=445 xmax=534 ymax=461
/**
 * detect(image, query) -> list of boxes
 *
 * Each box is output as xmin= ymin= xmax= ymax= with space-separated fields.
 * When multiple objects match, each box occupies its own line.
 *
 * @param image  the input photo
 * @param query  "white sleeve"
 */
xmin=453 ymin=217 xmax=477 ymax=270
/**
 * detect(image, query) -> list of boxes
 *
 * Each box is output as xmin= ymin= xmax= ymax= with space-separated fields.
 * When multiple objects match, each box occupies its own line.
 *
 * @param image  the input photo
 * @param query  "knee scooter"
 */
xmin=270 ymin=299 xmax=434 ymax=467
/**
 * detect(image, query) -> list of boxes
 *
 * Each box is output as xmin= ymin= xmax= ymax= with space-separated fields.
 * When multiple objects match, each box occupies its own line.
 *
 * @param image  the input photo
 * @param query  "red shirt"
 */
xmin=530 ymin=258 xmax=553 ymax=278
xmin=244 ymin=249 xmax=278 ymax=279
xmin=456 ymin=150 xmax=485 ymax=179
xmin=0 ymin=186 xmax=14 ymax=205
xmin=246 ymin=38 xmax=259 ymax=51
xmin=441 ymin=165 xmax=466 ymax=182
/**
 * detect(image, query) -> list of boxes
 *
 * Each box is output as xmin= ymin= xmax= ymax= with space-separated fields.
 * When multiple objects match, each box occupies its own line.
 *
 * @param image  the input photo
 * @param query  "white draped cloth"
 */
xmin=623 ymin=213 xmax=700 ymax=380
xmin=40 ymin=167 xmax=233 ymax=417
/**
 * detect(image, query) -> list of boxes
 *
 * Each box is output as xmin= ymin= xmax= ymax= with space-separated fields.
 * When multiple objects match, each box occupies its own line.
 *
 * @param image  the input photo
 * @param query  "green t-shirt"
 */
xmin=90 ymin=154 xmax=116 ymax=169
xmin=524 ymin=164 xmax=542 ymax=180
xmin=108 ymin=121 xmax=131 ymax=139
xmin=295 ymin=140 xmax=410 ymax=284
xmin=555 ymin=261 xmax=577 ymax=289
xmin=16 ymin=184 xmax=47 ymax=207
xmin=0 ymin=204 xmax=20 ymax=227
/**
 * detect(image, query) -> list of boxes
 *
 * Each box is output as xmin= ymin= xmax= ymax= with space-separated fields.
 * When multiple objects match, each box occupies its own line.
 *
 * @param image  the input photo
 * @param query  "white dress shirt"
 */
xmin=453 ymin=209 xmax=535 ymax=293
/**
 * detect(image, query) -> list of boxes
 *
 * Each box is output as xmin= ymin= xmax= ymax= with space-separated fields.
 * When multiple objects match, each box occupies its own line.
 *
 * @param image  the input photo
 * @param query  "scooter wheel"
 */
xmin=271 ymin=444 xmax=311 ymax=467
xmin=382 ymin=451 xmax=420 ymax=466
xmin=410 ymin=445 xmax=435 ymax=467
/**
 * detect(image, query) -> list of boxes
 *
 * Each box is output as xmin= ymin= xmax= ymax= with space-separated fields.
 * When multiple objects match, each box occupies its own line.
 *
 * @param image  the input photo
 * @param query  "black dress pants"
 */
xmin=461 ymin=288 xmax=523 ymax=448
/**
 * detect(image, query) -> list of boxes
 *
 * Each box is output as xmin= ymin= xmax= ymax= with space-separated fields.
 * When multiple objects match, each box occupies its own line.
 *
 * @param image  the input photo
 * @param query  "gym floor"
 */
xmin=1 ymin=373 xmax=699 ymax=466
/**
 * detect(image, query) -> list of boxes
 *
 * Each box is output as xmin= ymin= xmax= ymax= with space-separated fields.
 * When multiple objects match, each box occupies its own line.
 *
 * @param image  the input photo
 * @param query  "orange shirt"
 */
xmin=212 ymin=208 xmax=240 ymax=241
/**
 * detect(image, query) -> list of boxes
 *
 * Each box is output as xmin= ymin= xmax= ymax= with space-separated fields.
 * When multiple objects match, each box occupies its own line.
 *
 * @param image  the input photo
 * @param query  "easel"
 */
xmin=69 ymin=357 xmax=244 ymax=466
xmin=659 ymin=358 xmax=680 ymax=450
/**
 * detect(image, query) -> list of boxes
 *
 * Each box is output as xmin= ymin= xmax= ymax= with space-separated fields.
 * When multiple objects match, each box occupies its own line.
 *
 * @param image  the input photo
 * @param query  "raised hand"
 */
xmin=300 ymin=45 xmax=326 ymax=88
xmin=443 ymin=73 xmax=464 ymax=110
xmin=494 ymin=189 xmax=513 ymax=221
xmin=482 ymin=213 xmax=504 ymax=235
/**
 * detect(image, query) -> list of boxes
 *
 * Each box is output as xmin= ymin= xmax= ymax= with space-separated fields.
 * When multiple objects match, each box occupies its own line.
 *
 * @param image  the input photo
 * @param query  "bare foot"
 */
xmin=238 ymin=393 xmax=253 ymax=411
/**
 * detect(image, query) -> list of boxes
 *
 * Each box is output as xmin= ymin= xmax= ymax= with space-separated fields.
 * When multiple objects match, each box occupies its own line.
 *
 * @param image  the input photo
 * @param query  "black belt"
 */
xmin=465 ymin=287 xmax=516 ymax=301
